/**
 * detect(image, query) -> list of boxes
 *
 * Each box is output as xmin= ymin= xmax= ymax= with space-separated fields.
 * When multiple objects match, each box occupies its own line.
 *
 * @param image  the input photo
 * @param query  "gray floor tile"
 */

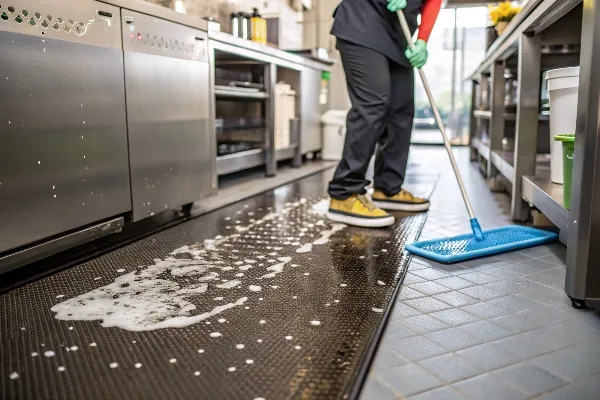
xmin=404 ymin=297 xmax=453 ymax=314
xmin=387 ymin=335 xmax=448 ymax=361
xmin=539 ymin=253 xmax=567 ymax=267
xmin=418 ymin=353 xmax=483 ymax=383
xmin=521 ymin=268 xmax=566 ymax=290
xmin=491 ymin=362 xmax=568 ymax=397
xmin=371 ymin=347 xmax=410 ymax=371
xmin=460 ymin=301 xmax=510 ymax=319
xmin=429 ymin=308 xmax=480 ymax=327
xmin=407 ymin=386 xmax=468 ymax=400
xmin=458 ymin=285 xmax=505 ymax=301
xmin=457 ymin=257 xmax=507 ymax=270
xmin=496 ymin=251 xmax=535 ymax=263
xmin=359 ymin=377 xmax=399 ymax=400
xmin=487 ymin=294 xmax=544 ymax=313
xmin=391 ymin=303 xmax=422 ymax=319
xmin=530 ymin=344 xmax=600 ymax=382
xmin=404 ymin=273 xmax=427 ymax=285
xmin=516 ymin=285 xmax=570 ymax=305
xmin=399 ymin=314 xmax=449 ymax=334
xmin=453 ymin=373 xmax=528 ymax=400
xmin=378 ymin=363 xmax=444 ymax=397
xmin=491 ymin=330 xmax=564 ymax=359
xmin=460 ymin=271 xmax=499 ymax=285
xmin=519 ymin=244 xmax=563 ymax=259
xmin=398 ymin=287 xmax=428 ymax=301
xmin=538 ymin=374 xmax=600 ymax=400
xmin=432 ymin=276 xmax=475 ymax=290
xmin=481 ymin=279 xmax=531 ymax=296
xmin=411 ymin=268 xmax=452 ymax=281
xmin=516 ymin=304 xmax=578 ymax=326
xmin=456 ymin=343 xmax=521 ymax=371
xmin=488 ymin=313 xmax=544 ymax=334
xmin=408 ymin=282 xmax=452 ymax=296
xmin=482 ymin=266 xmax=526 ymax=280
xmin=382 ymin=321 xmax=419 ymax=342
xmin=424 ymin=327 xmax=486 ymax=352
xmin=433 ymin=291 xmax=479 ymax=307
xmin=458 ymin=319 xmax=512 ymax=342
xmin=519 ymin=258 xmax=562 ymax=272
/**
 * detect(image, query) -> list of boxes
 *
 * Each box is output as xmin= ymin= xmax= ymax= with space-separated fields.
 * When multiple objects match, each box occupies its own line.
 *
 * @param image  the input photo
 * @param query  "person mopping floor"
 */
xmin=326 ymin=0 xmax=442 ymax=228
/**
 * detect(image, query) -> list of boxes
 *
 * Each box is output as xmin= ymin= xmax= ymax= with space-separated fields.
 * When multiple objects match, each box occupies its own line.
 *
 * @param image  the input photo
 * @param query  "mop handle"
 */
xmin=397 ymin=10 xmax=476 ymax=220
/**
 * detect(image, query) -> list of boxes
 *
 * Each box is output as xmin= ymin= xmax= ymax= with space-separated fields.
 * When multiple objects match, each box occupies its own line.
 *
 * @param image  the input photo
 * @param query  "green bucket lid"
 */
xmin=554 ymin=134 xmax=575 ymax=142
xmin=321 ymin=71 xmax=331 ymax=81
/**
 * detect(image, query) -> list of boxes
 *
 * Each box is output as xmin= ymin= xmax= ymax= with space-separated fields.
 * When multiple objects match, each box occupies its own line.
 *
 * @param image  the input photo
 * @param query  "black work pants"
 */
xmin=328 ymin=39 xmax=415 ymax=200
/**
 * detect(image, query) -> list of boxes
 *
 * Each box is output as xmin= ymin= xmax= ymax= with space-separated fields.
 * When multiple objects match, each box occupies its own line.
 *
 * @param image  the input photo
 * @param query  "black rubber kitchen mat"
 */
xmin=1 ymin=170 xmax=435 ymax=400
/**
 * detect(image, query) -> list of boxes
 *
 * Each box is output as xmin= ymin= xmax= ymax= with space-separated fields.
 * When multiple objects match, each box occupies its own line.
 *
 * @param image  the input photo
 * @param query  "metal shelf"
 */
xmin=491 ymin=150 xmax=515 ymax=183
xmin=275 ymin=145 xmax=299 ymax=161
xmin=472 ymin=137 xmax=490 ymax=160
xmin=473 ymin=110 xmax=549 ymax=122
xmin=215 ymin=88 xmax=269 ymax=100
xmin=473 ymin=110 xmax=492 ymax=119
xmin=216 ymin=149 xmax=265 ymax=175
xmin=522 ymin=170 xmax=568 ymax=233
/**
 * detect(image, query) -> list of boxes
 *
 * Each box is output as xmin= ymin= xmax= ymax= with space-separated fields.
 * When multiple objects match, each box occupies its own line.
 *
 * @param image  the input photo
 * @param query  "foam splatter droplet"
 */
xmin=110 ymin=362 xmax=119 ymax=369
xmin=372 ymin=308 xmax=384 ymax=313
xmin=169 ymin=358 xmax=177 ymax=363
xmin=236 ymin=344 xmax=244 ymax=350
xmin=310 ymin=320 xmax=321 ymax=326
xmin=209 ymin=332 xmax=222 ymax=338
xmin=44 ymin=351 xmax=55 ymax=357
xmin=10 ymin=372 xmax=19 ymax=380
xmin=228 ymin=367 xmax=236 ymax=372
xmin=135 ymin=363 xmax=142 ymax=368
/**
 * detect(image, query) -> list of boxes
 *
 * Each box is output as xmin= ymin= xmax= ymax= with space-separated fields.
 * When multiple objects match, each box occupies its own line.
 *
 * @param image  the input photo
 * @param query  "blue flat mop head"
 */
xmin=406 ymin=225 xmax=559 ymax=264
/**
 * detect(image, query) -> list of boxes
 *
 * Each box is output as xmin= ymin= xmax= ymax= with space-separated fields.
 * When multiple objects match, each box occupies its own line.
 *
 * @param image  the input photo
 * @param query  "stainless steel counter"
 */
xmin=98 ymin=0 xmax=208 ymax=32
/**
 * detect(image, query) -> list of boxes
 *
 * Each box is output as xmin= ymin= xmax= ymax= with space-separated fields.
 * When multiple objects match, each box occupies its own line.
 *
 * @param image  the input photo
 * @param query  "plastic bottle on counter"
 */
xmin=231 ymin=12 xmax=240 ymax=37
xmin=240 ymin=12 xmax=249 ymax=40
xmin=250 ymin=8 xmax=266 ymax=44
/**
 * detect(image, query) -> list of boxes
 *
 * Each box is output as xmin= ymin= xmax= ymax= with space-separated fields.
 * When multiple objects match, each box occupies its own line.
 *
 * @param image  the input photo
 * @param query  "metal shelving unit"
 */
xmin=467 ymin=0 xmax=600 ymax=309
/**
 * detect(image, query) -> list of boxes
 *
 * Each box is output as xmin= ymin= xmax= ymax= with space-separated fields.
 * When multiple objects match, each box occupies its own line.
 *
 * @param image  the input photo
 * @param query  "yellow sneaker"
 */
xmin=371 ymin=189 xmax=430 ymax=212
xmin=327 ymin=194 xmax=395 ymax=228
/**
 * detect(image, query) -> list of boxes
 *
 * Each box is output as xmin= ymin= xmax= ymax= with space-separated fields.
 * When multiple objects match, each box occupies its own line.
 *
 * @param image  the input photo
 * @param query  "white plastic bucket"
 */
xmin=546 ymin=67 xmax=580 ymax=184
xmin=321 ymin=109 xmax=375 ymax=181
xmin=321 ymin=110 xmax=349 ymax=161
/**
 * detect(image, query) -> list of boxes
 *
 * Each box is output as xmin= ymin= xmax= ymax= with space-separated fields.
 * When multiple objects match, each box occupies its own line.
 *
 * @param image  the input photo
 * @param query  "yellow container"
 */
xmin=251 ymin=8 xmax=267 ymax=44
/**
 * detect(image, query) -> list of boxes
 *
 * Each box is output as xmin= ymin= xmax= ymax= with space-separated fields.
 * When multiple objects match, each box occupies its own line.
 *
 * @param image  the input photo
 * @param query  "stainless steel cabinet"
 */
xmin=0 ymin=0 xmax=131 ymax=254
xmin=122 ymin=10 xmax=213 ymax=221
xmin=301 ymin=68 xmax=323 ymax=154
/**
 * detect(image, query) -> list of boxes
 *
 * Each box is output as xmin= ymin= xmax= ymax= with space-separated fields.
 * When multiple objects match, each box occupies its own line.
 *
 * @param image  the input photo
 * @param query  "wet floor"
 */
xmin=1 ymin=163 xmax=438 ymax=400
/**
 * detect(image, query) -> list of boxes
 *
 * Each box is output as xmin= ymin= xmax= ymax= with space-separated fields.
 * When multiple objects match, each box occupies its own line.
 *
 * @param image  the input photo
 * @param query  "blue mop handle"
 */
xmin=397 ymin=10 xmax=484 ymax=241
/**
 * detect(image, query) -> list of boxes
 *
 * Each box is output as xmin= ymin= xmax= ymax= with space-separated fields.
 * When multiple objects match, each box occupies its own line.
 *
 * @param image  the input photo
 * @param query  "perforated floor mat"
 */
xmin=1 ymin=171 xmax=434 ymax=400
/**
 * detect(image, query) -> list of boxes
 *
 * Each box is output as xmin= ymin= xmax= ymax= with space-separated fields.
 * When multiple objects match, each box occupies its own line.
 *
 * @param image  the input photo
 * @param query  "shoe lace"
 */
xmin=400 ymin=189 xmax=417 ymax=200
xmin=357 ymin=194 xmax=377 ymax=212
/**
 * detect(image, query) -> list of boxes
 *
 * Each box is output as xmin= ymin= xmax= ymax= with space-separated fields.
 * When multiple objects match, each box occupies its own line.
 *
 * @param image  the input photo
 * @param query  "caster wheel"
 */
xmin=570 ymin=297 xmax=587 ymax=309
xmin=181 ymin=202 xmax=193 ymax=216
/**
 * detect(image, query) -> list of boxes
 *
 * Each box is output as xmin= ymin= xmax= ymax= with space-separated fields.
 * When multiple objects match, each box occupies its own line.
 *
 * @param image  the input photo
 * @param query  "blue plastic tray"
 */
xmin=406 ymin=225 xmax=559 ymax=264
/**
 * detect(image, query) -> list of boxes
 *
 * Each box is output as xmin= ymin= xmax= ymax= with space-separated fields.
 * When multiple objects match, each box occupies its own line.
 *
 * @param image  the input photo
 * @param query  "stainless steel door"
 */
xmin=122 ymin=10 xmax=213 ymax=222
xmin=301 ymin=68 xmax=323 ymax=154
xmin=0 ymin=0 xmax=131 ymax=254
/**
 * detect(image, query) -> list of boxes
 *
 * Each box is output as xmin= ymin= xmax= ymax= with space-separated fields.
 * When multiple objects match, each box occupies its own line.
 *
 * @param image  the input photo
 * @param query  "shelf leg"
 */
xmin=264 ymin=62 xmax=277 ymax=177
xmin=566 ymin=0 xmax=600 ymax=303
xmin=469 ymin=80 xmax=478 ymax=161
xmin=512 ymin=33 xmax=541 ymax=221
xmin=488 ymin=61 xmax=505 ymax=181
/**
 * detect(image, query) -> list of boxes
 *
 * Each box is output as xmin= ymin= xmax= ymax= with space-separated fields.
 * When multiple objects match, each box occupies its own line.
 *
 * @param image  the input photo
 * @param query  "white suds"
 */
xmin=58 ymin=366 xmax=66 ymax=372
xmin=257 ymin=339 xmax=263 ymax=343
xmin=259 ymin=257 xmax=292 ymax=279
xmin=296 ymin=243 xmax=313 ymax=254
xmin=9 ymin=372 xmax=19 ymax=380
xmin=169 ymin=358 xmax=177 ymax=363
xmin=340 ymin=284 xmax=347 ymax=287
xmin=194 ymin=371 xmax=200 ymax=376
xmin=246 ymin=359 xmax=254 ymax=364
xmin=218 ymin=318 xmax=226 ymax=323
xmin=236 ymin=344 xmax=245 ymax=349
xmin=249 ymin=285 xmax=262 ymax=292
xmin=285 ymin=336 xmax=293 ymax=340
xmin=213 ymin=297 xmax=224 ymax=301
xmin=313 ymin=224 xmax=347 ymax=245
xmin=259 ymin=320 xmax=266 ymax=324
xmin=44 ymin=351 xmax=55 ymax=357
xmin=311 ymin=199 xmax=330 ymax=215
xmin=372 ymin=308 xmax=384 ymax=313
xmin=135 ymin=363 xmax=142 ymax=368
xmin=56 ymin=295 xmax=65 ymax=299
xmin=310 ymin=320 xmax=321 ymax=326
xmin=377 ymin=280 xmax=386 ymax=286
xmin=31 ymin=352 xmax=38 ymax=357
xmin=228 ymin=367 xmax=236 ymax=372
xmin=216 ymin=280 xmax=241 ymax=289
xmin=295 ymin=346 xmax=301 ymax=350
xmin=209 ymin=332 xmax=222 ymax=338
xmin=117 ymin=269 xmax=125 ymax=273
xmin=198 ymin=349 xmax=204 ymax=353
xmin=359 ymin=256 xmax=365 ymax=259
xmin=110 ymin=362 xmax=119 ymax=369
xmin=89 ymin=342 xmax=97 ymax=347
xmin=70 ymin=346 xmax=78 ymax=351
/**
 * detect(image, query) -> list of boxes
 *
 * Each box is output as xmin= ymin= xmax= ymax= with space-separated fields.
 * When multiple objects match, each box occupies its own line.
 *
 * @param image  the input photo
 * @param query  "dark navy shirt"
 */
xmin=331 ymin=0 xmax=423 ymax=67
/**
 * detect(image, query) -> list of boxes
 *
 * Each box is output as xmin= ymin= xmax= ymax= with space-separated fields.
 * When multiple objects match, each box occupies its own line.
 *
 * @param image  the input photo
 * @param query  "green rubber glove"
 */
xmin=405 ymin=39 xmax=428 ymax=69
xmin=387 ymin=0 xmax=407 ymax=12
